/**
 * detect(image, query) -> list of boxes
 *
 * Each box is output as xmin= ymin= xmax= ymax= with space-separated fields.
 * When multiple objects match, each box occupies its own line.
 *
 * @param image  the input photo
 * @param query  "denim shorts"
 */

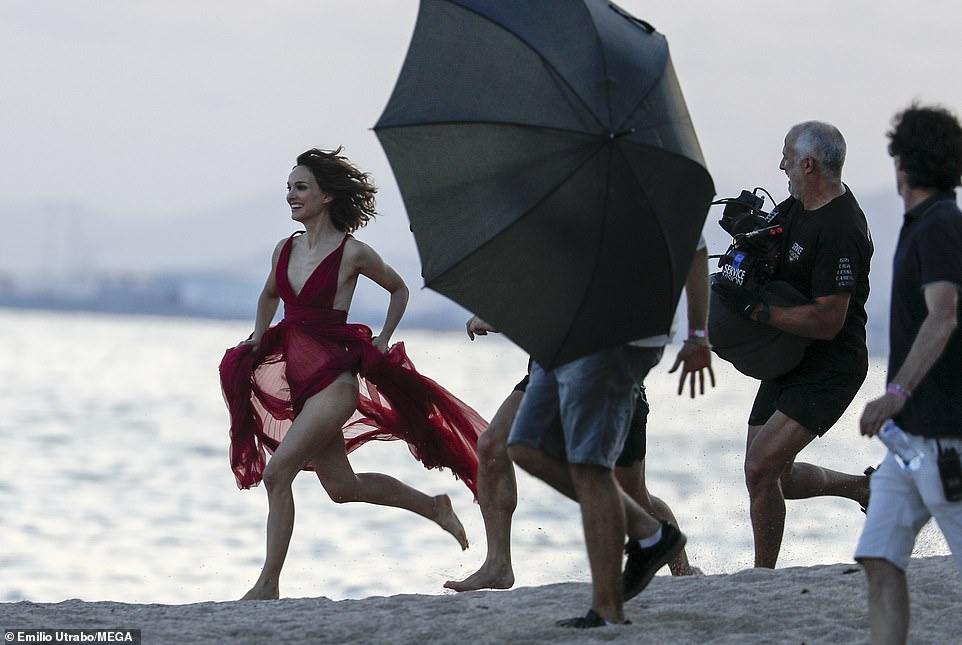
xmin=507 ymin=345 xmax=662 ymax=468
xmin=855 ymin=435 xmax=962 ymax=573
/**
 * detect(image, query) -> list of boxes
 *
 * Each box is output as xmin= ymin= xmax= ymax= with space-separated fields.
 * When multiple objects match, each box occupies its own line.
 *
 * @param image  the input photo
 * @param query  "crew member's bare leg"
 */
xmin=509 ymin=444 xmax=662 ymax=623
xmin=445 ymin=391 xmax=523 ymax=591
xmin=862 ymin=558 xmax=910 ymax=645
xmin=616 ymin=459 xmax=700 ymax=576
xmin=745 ymin=411 xmax=870 ymax=568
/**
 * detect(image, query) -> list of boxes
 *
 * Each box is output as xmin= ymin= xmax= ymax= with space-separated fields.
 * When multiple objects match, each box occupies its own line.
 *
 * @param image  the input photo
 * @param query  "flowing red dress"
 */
xmin=219 ymin=232 xmax=485 ymax=495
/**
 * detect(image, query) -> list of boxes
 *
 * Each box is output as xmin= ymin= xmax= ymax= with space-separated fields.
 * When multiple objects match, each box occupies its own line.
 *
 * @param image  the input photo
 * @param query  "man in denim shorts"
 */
xmin=855 ymin=103 xmax=962 ymax=645
xmin=507 ymin=343 xmax=686 ymax=628
xmin=446 ymin=243 xmax=711 ymax=596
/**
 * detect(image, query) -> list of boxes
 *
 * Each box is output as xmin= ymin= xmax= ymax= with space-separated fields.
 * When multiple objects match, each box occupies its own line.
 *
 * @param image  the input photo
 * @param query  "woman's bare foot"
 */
xmin=433 ymin=495 xmax=469 ymax=550
xmin=240 ymin=582 xmax=279 ymax=600
xmin=444 ymin=560 xmax=514 ymax=592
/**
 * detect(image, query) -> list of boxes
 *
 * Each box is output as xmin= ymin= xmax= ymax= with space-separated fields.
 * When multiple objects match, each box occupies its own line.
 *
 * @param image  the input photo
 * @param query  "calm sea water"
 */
xmin=0 ymin=309 xmax=947 ymax=604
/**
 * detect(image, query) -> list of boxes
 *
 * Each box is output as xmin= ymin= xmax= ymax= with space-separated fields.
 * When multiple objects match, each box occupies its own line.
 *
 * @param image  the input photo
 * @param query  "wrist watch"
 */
xmin=755 ymin=302 xmax=771 ymax=323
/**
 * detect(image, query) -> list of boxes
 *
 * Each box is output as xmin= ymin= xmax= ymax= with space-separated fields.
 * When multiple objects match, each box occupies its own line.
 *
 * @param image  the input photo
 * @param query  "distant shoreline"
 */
xmin=0 ymin=297 xmax=248 ymax=322
xmin=0 ymin=301 xmax=464 ymax=331
xmin=0 ymin=301 xmax=891 ymax=353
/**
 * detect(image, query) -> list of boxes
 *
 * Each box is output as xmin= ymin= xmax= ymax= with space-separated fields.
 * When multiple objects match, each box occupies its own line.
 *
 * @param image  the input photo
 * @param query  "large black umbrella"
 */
xmin=375 ymin=0 xmax=714 ymax=368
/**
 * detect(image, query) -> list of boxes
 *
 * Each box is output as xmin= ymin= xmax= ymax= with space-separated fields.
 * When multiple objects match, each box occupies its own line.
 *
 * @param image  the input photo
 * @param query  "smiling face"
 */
xmin=779 ymin=130 xmax=806 ymax=199
xmin=286 ymin=165 xmax=332 ymax=222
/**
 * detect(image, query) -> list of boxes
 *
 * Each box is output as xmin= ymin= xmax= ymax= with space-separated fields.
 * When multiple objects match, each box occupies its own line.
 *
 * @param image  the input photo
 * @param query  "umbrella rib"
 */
xmin=544 ymin=142 xmax=613 ymax=367
xmin=583 ymin=3 xmax=613 ymax=129
xmin=614 ymin=142 xmax=671 ymax=284
xmin=578 ymin=2 xmax=673 ymax=136
xmin=426 ymin=138 xmax=609 ymax=283
xmin=612 ymin=141 xmax=705 ymax=321
xmin=583 ymin=1 xmax=668 ymax=133
xmin=613 ymin=62 xmax=670 ymax=134
xmin=435 ymin=0 xmax=607 ymax=132
xmin=546 ymin=140 xmax=706 ymax=366
xmin=617 ymin=138 xmax=711 ymax=176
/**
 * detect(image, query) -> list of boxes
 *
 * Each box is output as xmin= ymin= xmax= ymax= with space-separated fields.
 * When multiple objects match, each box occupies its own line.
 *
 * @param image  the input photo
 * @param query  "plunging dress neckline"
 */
xmin=280 ymin=232 xmax=349 ymax=302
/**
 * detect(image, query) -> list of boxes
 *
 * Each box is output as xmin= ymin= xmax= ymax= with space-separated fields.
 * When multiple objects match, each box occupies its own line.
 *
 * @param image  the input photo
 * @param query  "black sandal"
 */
xmin=556 ymin=609 xmax=631 ymax=628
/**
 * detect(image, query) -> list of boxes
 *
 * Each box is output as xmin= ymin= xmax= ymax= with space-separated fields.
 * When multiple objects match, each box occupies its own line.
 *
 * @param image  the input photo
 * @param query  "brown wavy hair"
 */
xmin=295 ymin=147 xmax=378 ymax=232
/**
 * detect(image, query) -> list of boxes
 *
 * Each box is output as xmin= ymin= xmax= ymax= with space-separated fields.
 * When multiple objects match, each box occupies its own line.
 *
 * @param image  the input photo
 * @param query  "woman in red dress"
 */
xmin=220 ymin=148 xmax=485 ymax=600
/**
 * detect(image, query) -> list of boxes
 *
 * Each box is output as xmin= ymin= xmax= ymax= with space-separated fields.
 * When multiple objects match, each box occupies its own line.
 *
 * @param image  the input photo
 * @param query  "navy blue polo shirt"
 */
xmin=890 ymin=191 xmax=962 ymax=438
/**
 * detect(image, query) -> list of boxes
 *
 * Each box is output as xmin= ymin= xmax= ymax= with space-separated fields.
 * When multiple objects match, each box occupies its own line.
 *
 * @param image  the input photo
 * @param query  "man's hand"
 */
xmin=668 ymin=338 xmax=716 ymax=397
xmin=859 ymin=393 xmax=906 ymax=438
xmin=466 ymin=315 xmax=499 ymax=340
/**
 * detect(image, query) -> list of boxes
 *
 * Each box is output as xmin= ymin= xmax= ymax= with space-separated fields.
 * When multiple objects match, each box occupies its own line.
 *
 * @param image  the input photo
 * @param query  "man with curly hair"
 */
xmin=856 ymin=104 xmax=962 ymax=645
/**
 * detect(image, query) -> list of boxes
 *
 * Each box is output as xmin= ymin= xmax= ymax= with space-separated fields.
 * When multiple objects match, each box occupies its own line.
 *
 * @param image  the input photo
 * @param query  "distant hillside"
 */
xmin=0 ymin=192 xmax=469 ymax=330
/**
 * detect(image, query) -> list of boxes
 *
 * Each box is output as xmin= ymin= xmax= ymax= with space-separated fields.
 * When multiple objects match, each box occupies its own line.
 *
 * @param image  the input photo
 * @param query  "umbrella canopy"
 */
xmin=375 ymin=0 xmax=714 ymax=368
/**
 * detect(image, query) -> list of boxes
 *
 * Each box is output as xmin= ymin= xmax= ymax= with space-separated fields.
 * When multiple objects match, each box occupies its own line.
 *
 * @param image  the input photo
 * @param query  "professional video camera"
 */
xmin=709 ymin=189 xmax=785 ymax=314
xmin=707 ymin=188 xmax=813 ymax=380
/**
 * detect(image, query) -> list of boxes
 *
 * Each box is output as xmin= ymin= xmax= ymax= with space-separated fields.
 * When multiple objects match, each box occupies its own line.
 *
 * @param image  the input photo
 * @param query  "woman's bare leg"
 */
xmin=310 ymin=422 xmax=469 ymax=550
xmin=241 ymin=377 xmax=359 ymax=600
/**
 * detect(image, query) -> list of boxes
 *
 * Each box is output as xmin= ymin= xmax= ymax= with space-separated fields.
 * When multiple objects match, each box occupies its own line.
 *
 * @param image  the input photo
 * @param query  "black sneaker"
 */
xmin=556 ymin=609 xmax=631 ymax=628
xmin=623 ymin=521 xmax=686 ymax=601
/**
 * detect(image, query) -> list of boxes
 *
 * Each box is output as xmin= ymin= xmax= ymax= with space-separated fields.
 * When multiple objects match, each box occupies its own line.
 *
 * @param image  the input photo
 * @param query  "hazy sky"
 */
xmin=3 ymin=1 xmax=961 ymax=254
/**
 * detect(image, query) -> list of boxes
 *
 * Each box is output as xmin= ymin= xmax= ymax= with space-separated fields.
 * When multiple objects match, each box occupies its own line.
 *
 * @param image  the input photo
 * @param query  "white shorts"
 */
xmin=855 ymin=434 xmax=962 ymax=574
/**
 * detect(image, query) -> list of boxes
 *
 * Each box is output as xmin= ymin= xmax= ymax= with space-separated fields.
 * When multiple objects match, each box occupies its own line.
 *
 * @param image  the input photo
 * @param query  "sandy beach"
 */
xmin=1 ymin=556 xmax=958 ymax=644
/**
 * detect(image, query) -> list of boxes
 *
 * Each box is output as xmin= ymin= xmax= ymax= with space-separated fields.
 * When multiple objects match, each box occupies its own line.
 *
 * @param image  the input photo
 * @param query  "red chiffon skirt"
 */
xmin=219 ymin=316 xmax=485 ymax=496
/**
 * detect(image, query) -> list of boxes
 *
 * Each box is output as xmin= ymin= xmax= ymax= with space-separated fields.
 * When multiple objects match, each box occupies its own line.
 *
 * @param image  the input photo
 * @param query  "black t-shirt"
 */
xmin=890 ymin=192 xmax=962 ymax=438
xmin=771 ymin=187 xmax=873 ymax=374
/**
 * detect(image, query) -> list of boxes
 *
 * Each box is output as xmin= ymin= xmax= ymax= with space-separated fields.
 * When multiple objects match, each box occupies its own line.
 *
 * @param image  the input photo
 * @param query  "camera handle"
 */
xmin=711 ymin=187 xmax=779 ymax=215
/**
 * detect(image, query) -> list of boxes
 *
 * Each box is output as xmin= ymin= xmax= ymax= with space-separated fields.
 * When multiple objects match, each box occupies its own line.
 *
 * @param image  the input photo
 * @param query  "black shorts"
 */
xmin=748 ymin=366 xmax=866 ymax=436
xmin=513 ymin=374 xmax=530 ymax=392
xmin=513 ymin=357 xmax=535 ymax=392
xmin=513 ymin=353 xmax=655 ymax=466
xmin=615 ymin=385 xmax=649 ymax=467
